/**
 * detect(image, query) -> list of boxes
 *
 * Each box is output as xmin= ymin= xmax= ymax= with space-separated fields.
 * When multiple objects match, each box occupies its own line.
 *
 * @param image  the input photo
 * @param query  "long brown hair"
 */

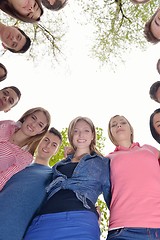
xmin=0 ymin=0 xmax=43 ymax=23
xmin=68 ymin=116 xmax=103 ymax=156
xmin=18 ymin=107 xmax=51 ymax=155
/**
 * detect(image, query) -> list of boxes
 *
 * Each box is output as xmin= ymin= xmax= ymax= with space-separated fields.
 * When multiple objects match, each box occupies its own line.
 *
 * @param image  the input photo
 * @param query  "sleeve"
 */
xmin=0 ymin=153 xmax=33 ymax=191
xmin=102 ymin=157 xmax=112 ymax=209
xmin=143 ymin=144 xmax=159 ymax=159
xmin=0 ymin=120 xmax=16 ymax=140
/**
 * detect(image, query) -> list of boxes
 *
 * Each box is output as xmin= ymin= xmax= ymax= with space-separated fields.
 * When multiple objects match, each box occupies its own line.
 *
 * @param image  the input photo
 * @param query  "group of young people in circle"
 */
xmin=1 ymin=0 xmax=160 ymax=240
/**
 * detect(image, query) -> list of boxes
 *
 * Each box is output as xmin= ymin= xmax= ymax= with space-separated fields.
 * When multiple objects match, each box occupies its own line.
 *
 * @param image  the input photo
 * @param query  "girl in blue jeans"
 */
xmin=24 ymin=116 xmax=111 ymax=240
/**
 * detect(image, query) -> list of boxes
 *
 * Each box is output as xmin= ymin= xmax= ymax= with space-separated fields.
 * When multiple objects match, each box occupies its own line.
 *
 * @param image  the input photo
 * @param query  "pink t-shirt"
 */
xmin=107 ymin=142 xmax=160 ymax=229
xmin=0 ymin=120 xmax=33 ymax=190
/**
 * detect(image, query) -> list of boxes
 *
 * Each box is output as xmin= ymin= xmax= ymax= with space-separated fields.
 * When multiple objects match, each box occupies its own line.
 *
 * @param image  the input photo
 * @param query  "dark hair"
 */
xmin=7 ymin=27 xmax=31 ymax=54
xmin=41 ymin=0 xmax=67 ymax=11
xmin=149 ymin=81 xmax=160 ymax=102
xmin=130 ymin=0 xmax=150 ymax=3
xmin=0 ymin=63 xmax=7 ymax=82
xmin=0 ymin=0 xmax=43 ymax=23
xmin=150 ymin=108 xmax=160 ymax=143
xmin=49 ymin=127 xmax=62 ymax=142
xmin=144 ymin=8 xmax=160 ymax=44
xmin=2 ymin=85 xmax=21 ymax=102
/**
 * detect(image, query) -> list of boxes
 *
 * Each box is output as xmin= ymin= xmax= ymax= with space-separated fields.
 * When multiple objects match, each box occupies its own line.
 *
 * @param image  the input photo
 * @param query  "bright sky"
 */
xmin=1 ymin=2 xmax=160 ymax=155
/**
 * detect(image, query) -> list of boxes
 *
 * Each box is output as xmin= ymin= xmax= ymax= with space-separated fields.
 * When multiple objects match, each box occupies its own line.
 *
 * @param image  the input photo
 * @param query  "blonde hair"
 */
xmin=68 ymin=116 xmax=103 ymax=156
xmin=108 ymin=115 xmax=134 ymax=146
xmin=18 ymin=107 xmax=51 ymax=155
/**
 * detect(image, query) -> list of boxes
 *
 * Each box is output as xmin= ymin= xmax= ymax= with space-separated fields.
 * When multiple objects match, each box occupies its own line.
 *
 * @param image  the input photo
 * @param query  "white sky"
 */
xmin=1 ymin=3 xmax=160 ymax=155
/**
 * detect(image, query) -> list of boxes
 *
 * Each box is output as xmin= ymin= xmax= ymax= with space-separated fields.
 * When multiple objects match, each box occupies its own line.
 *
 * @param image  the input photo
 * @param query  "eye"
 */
xmin=17 ymin=34 xmax=22 ymax=41
xmin=32 ymin=115 xmax=36 ymax=120
xmin=12 ymin=43 xmax=17 ymax=48
xmin=85 ymin=129 xmax=90 ymax=132
xmin=9 ymin=98 xmax=14 ymax=105
xmin=3 ymin=91 xmax=8 ymax=96
xmin=121 ymin=121 xmax=127 ymax=125
xmin=111 ymin=123 xmax=117 ymax=128
xmin=52 ymin=143 xmax=57 ymax=147
xmin=39 ymin=123 xmax=44 ymax=128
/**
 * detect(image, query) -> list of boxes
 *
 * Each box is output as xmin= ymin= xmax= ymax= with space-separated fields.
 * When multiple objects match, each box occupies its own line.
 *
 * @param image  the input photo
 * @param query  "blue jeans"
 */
xmin=107 ymin=228 xmax=160 ymax=240
xmin=24 ymin=210 xmax=100 ymax=240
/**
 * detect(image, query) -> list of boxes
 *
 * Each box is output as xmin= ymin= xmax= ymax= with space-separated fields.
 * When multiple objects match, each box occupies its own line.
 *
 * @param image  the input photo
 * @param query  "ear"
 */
xmin=4 ymin=108 xmax=11 ymax=113
xmin=2 ymin=43 xmax=7 ymax=49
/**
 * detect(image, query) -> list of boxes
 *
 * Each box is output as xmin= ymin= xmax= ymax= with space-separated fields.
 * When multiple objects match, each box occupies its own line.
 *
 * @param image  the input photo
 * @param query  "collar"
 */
xmin=113 ymin=142 xmax=140 ymax=152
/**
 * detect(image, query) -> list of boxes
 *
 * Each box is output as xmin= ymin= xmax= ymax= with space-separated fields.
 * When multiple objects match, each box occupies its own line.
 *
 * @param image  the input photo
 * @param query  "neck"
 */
xmin=10 ymin=129 xmax=29 ymax=146
xmin=34 ymin=158 xmax=49 ymax=166
xmin=117 ymin=140 xmax=132 ymax=148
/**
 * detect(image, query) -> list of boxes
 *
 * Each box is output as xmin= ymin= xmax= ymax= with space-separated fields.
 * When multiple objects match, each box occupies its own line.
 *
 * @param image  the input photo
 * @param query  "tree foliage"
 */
xmin=77 ymin=0 xmax=159 ymax=68
xmin=1 ymin=0 xmax=159 ymax=68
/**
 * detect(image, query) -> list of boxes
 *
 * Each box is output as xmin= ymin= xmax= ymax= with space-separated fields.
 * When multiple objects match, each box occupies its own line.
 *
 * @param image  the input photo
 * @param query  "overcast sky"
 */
xmin=1 ymin=2 xmax=160 ymax=154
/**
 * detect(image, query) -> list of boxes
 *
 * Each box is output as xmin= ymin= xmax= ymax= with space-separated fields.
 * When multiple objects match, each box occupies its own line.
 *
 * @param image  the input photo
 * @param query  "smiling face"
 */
xmin=151 ymin=9 xmax=160 ymax=40
xmin=0 ymin=87 xmax=19 ymax=112
xmin=1 ymin=26 xmax=26 ymax=52
xmin=72 ymin=119 xmax=94 ymax=152
xmin=20 ymin=111 xmax=48 ymax=137
xmin=109 ymin=115 xmax=133 ymax=146
xmin=36 ymin=131 xmax=61 ymax=161
xmin=9 ymin=0 xmax=42 ymax=20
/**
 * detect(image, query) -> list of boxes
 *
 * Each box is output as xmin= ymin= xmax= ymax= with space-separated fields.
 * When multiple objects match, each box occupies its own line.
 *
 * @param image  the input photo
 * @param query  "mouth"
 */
xmin=42 ymin=148 xmax=48 ymax=153
xmin=116 ymin=129 xmax=124 ymax=133
xmin=77 ymin=139 xmax=86 ymax=143
xmin=27 ymin=125 xmax=34 ymax=132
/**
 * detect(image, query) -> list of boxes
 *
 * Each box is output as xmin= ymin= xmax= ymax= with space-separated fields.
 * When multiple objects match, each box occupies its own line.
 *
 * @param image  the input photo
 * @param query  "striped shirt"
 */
xmin=0 ymin=120 xmax=33 ymax=190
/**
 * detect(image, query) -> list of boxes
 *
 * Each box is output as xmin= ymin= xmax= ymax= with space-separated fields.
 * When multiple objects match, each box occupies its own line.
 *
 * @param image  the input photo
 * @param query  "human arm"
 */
xmin=0 ymin=153 xmax=33 ymax=191
xmin=102 ymin=157 xmax=112 ymax=209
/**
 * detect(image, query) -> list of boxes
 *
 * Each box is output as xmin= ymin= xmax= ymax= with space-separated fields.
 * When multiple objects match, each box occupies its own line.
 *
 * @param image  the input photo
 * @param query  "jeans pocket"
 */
xmin=107 ymin=228 xmax=124 ymax=239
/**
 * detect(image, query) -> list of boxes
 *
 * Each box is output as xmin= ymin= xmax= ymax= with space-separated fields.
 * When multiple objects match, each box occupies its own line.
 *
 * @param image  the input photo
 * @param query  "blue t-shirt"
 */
xmin=0 ymin=163 xmax=52 ymax=240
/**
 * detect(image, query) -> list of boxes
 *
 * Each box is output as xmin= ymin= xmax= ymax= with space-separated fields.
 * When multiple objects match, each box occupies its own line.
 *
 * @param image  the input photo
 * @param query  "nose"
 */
xmin=117 ymin=123 xmax=121 ymax=128
xmin=28 ymin=4 xmax=34 ymax=11
xmin=3 ymin=96 xmax=9 ymax=102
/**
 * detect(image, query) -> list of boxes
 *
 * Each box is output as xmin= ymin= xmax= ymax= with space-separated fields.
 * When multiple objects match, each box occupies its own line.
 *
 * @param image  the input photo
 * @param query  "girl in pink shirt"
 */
xmin=106 ymin=115 xmax=160 ymax=240
xmin=0 ymin=107 xmax=51 ymax=190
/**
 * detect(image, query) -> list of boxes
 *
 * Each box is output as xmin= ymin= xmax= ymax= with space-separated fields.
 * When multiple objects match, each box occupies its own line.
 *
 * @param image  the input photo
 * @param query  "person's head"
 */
xmin=130 ymin=0 xmax=150 ymax=4
xmin=18 ymin=107 xmax=51 ymax=154
xmin=156 ymin=59 xmax=160 ymax=74
xmin=149 ymin=81 xmax=160 ymax=103
xmin=144 ymin=8 xmax=160 ymax=44
xmin=0 ymin=86 xmax=21 ymax=112
xmin=150 ymin=108 xmax=160 ymax=143
xmin=35 ymin=127 xmax=62 ymax=165
xmin=0 ymin=0 xmax=43 ymax=23
xmin=1 ymin=26 xmax=31 ymax=53
xmin=108 ymin=115 xmax=134 ymax=146
xmin=68 ymin=116 xmax=101 ymax=155
xmin=41 ymin=0 xmax=67 ymax=11
xmin=0 ymin=63 xmax=7 ymax=82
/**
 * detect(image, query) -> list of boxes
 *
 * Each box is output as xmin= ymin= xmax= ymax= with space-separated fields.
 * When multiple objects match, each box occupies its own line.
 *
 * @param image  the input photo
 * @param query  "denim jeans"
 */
xmin=24 ymin=210 xmax=100 ymax=240
xmin=107 ymin=228 xmax=160 ymax=240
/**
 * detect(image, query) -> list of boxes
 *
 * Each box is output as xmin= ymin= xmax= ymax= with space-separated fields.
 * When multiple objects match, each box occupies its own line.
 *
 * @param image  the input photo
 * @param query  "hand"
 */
xmin=64 ymin=146 xmax=74 ymax=158
xmin=96 ymin=205 xmax=101 ymax=225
